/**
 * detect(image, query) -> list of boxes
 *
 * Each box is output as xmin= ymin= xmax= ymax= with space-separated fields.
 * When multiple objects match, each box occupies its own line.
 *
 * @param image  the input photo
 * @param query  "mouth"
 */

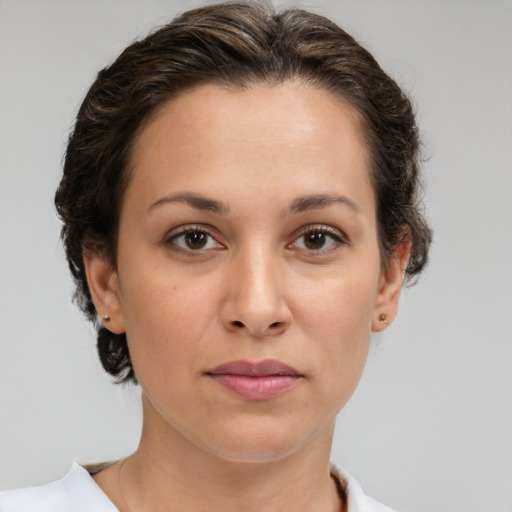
xmin=205 ymin=359 xmax=303 ymax=401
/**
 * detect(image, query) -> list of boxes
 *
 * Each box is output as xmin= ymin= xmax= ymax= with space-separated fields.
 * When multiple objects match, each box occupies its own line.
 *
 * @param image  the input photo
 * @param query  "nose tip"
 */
xmin=221 ymin=255 xmax=292 ymax=338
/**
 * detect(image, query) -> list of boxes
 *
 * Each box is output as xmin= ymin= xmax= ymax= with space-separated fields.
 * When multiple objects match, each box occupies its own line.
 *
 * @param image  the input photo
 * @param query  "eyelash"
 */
xmin=164 ymin=224 xmax=347 ymax=254
xmin=288 ymin=225 xmax=346 ymax=254
xmin=165 ymin=225 xmax=224 ymax=253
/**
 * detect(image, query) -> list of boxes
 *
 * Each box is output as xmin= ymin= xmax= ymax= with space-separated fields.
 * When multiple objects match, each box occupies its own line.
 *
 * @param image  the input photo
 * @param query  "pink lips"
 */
xmin=206 ymin=360 xmax=302 ymax=401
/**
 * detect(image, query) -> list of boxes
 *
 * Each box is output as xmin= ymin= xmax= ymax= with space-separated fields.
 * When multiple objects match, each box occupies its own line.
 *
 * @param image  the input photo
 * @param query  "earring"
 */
xmin=378 ymin=313 xmax=389 ymax=325
xmin=102 ymin=315 xmax=111 ymax=322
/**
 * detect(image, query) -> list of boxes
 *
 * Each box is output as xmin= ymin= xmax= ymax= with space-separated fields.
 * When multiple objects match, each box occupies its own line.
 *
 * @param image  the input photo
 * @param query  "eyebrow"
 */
xmin=149 ymin=192 xmax=230 ymax=215
xmin=289 ymin=194 xmax=359 ymax=214
xmin=149 ymin=191 xmax=359 ymax=216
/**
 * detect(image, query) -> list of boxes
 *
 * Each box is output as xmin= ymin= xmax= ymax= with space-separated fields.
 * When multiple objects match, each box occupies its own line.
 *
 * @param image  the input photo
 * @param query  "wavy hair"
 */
xmin=55 ymin=1 xmax=432 ymax=383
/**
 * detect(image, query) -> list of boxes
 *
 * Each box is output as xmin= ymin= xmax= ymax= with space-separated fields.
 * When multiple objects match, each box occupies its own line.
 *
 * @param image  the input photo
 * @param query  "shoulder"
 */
xmin=0 ymin=462 xmax=117 ymax=512
xmin=331 ymin=465 xmax=397 ymax=512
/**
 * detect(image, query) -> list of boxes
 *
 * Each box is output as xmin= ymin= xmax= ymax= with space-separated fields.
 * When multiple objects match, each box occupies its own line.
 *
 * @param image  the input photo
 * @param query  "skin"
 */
xmin=85 ymin=82 xmax=409 ymax=512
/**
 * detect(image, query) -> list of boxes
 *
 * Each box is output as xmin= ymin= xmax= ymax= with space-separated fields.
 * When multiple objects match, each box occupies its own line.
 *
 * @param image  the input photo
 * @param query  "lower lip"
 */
xmin=208 ymin=374 xmax=301 ymax=401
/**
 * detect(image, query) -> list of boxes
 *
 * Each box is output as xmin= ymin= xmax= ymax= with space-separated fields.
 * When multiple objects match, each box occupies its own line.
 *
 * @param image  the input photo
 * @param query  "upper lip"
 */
xmin=206 ymin=359 xmax=302 ymax=377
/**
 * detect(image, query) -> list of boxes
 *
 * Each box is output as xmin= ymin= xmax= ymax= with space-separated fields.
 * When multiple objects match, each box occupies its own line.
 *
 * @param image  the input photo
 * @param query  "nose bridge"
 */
xmin=223 ymin=240 xmax=291 ymax=336
xmin=241 ymin=243 xmax=276 ymax=304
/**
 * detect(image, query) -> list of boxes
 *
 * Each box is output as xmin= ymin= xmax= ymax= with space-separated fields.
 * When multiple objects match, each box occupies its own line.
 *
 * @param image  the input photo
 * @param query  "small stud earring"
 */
xmin=378 ymin=313 xmax=389 ymax=325
xmin=102 ymin=315 xmax=111 ymax=322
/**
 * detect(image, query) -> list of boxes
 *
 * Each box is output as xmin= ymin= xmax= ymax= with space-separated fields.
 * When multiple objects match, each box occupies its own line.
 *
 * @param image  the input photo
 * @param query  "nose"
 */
xmin=221 ymin=247 xmax=292 ymax=338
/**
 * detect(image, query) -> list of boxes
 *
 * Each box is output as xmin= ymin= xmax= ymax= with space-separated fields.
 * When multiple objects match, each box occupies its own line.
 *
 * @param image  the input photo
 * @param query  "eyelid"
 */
xmin=165 ymin=223 xmax=207 ymax=240
xmin=163 ymin=223 xmax=347 ymax=253
xmin=288 ymin=224 xmax=348 ymax=253
xmin=293 ymin=224 xmax=347 ymax=242
xmin=164 ymin=224 xmax=225 ymax=251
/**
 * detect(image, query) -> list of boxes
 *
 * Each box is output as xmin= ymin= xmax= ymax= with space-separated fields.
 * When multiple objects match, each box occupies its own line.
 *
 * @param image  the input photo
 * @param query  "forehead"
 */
xmin=126 ymin=82 xmax=373 ymax=213
xmin=134 ymin=81 xmax=365 ymax=154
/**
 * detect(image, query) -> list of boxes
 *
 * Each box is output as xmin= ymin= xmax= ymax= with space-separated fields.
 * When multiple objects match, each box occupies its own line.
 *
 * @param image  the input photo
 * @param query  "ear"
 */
xmin=372 ymin=236 xmax=411 ymax=332
xmin=83 ymin=250 xmax=126 ymax=334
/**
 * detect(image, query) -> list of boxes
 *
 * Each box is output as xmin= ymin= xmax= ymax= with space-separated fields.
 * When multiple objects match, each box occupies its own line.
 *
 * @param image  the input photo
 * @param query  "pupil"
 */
xmin=185 ymin=231 xmax=207 ymax=249
xmin=305 ymin=232 xmax=325 ymax=249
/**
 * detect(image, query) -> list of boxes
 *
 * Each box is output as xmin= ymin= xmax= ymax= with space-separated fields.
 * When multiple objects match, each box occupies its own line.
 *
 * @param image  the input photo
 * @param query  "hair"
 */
xmin=55 ymin=0 xmax=432 ymax=383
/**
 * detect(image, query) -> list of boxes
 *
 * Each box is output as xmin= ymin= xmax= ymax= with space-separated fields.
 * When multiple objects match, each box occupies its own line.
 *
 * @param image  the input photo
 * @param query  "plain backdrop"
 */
xmin=1 ymin=1 xmax=511 ymax=511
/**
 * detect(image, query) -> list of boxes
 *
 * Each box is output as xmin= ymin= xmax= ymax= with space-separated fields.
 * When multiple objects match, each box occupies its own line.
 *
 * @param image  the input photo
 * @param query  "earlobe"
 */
xmin=83 ymin=251 xmax=125 ymax=334
xmin=372 ymin=236 xmax=411 ymax=332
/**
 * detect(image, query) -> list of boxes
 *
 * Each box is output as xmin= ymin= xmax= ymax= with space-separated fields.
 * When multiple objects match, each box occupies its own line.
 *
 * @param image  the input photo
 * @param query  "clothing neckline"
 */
xmin=80 ymin=461 xmax=350 ymax=511
xmin=0 ymin=461 xmax=394 ymax=512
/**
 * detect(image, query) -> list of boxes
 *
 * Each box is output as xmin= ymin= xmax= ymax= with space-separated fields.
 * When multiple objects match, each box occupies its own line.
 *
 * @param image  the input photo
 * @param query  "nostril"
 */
xmin=269 ymin=322 xmax=281 ymax=329
xmin=233 ymin=321 xmax=244 ymax=328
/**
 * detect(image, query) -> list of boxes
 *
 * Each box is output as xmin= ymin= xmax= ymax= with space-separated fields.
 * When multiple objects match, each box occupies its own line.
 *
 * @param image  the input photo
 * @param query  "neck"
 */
xmin=118 ymin=394 xmax=342 ymax=512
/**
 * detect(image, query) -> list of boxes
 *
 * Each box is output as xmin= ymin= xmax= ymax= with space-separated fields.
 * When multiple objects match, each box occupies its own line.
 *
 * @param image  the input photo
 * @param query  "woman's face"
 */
xmin=87 ymin=82 xmax=405 ymax=463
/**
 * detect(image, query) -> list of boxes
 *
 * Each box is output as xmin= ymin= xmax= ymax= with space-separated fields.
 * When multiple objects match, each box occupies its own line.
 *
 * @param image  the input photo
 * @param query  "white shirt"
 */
xmin=0 ymin=462 xmax=396 ymax=512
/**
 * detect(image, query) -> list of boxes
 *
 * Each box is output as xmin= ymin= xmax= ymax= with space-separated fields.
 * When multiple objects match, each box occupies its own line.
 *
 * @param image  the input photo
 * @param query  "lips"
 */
xmin=206 ymin=359 xmax=303 ymax=401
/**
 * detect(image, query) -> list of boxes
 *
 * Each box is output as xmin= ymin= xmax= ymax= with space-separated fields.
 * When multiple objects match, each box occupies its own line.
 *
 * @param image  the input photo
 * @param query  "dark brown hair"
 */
xmin=55 ymin=0 xmax=432 ymax=383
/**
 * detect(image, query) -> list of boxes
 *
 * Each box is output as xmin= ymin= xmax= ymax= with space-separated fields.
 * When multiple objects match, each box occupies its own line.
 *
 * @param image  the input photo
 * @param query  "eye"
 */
xmin=166 ymin=227 xmax=224 ymax=252
xmin=290 ymin=226 xmax=345 ymax=252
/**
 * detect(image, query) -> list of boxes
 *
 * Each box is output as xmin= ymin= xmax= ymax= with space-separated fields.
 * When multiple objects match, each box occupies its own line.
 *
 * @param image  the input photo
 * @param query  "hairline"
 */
xmin=105 ymin=78 xmax=386 ymax=272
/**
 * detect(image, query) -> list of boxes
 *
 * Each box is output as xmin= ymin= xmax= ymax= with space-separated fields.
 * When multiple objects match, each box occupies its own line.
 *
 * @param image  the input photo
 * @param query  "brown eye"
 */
xmin=304 ymin=232 xmax=326 ymax=250
xmin=289 ymin=226 xmax=344 ymax=253
xmin=167 ymin=228 xmax=223 ymax=252
xmin=184 ymin=231 xmax=208 ymax=249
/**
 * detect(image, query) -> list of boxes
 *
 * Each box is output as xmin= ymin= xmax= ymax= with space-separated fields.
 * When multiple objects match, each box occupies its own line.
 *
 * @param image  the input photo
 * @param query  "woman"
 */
xmin=0 ymin=1 xmax=431 ymax=511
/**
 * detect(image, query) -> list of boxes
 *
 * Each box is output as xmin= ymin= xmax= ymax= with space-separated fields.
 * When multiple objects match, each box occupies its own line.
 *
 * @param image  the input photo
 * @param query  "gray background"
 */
xmin=1 ymin=1 xmax=511 ymax=510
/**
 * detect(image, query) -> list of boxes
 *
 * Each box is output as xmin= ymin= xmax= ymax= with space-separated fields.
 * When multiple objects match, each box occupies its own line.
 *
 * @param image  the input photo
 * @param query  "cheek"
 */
xmin=291 ymin=266 xmax=378 ymax=395
xmin=117 ymin=267 xmax=221 ymax=382
xmin=294 ymin=264 xmax=379 ymax=341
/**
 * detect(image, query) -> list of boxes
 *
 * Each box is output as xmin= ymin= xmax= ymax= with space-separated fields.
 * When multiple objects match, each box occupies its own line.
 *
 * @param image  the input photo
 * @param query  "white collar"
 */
xmin=0 ymin=461 xmax=395 ymax=512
